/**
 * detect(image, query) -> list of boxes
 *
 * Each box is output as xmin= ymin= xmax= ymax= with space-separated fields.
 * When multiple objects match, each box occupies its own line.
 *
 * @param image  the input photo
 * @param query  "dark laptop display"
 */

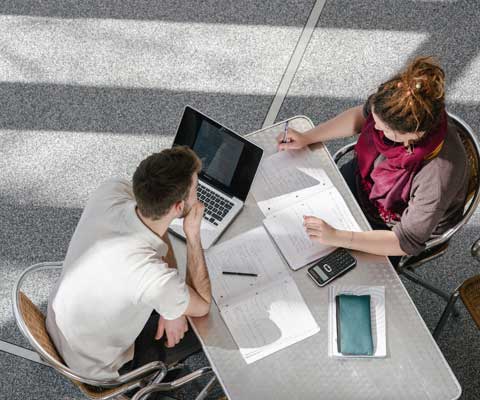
xmin=173 ymin=106 xmax=263 ymax=201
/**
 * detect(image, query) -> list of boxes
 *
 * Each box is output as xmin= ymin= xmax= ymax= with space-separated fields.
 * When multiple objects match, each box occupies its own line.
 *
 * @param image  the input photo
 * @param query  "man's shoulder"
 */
xmin=84 ymin=178 xmax=134 ymax=212
xmin=93 ymin=177 xmax=133 ymax=200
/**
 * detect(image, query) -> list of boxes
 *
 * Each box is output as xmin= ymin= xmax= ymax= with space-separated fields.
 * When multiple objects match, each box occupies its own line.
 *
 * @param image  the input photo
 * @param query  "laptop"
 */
xmin=169 ymin=106 xmax=264 ymax=249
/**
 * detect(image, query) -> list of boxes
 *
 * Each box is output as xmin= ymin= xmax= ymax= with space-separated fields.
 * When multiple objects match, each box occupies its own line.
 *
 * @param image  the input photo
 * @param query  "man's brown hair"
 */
xmin=133 ymin=146 xmax=201 ymax=220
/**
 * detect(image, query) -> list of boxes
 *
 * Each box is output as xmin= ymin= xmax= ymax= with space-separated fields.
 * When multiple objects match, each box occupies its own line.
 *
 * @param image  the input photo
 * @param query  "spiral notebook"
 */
xmin=205 ymin=227 xmax=320 ymax=364
xmin=262 ymin=186 xmax=362 ymax=270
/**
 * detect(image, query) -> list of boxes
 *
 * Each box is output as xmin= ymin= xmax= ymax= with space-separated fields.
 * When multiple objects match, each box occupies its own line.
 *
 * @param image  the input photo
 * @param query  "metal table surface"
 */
xmin=170 ymin=116 xmax=461 ymax=400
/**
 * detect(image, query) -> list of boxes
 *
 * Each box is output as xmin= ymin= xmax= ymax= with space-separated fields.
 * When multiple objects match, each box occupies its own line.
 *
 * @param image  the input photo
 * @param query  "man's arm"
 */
xmin=182 ymin=202 xmax=212 ymax=317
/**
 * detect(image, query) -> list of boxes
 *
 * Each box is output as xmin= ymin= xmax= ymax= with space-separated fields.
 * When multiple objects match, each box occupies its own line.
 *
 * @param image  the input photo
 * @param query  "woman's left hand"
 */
xmin=303 ymin=216 xmax=338 ymax=246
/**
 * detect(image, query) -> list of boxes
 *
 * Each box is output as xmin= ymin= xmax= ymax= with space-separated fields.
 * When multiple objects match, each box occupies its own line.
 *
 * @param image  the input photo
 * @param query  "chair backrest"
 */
xmin=425 ymin=112 xmax=480 ymax=249
xmin=460 ymin=275 xmax=480 ymax=330
xmin=18 ymin=291 xmax=65 ymax=364
xmin=11 ymin=263 xmax=134 ymax=399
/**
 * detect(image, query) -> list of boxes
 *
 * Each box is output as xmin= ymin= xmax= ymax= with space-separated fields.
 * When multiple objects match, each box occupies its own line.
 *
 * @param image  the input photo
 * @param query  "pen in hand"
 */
xmin=282 ymin=121 xmax=289 ymax=143
xmin=222 ymin=271 xmax=258 ymax=277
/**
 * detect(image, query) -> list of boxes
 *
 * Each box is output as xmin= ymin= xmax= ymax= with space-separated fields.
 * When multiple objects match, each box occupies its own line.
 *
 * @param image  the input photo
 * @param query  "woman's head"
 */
xmin=371 ymin=56 xmax=445 ymax=136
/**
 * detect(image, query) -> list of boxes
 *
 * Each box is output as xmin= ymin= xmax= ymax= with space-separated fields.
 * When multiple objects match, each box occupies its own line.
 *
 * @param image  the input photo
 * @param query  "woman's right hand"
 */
xmin=276 ymin=128 xmax=309 ymax=151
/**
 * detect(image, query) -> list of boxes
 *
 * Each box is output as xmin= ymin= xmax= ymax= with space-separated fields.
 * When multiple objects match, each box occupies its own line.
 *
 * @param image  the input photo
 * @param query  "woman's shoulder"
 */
xmin=435 ymin=116 xmax=469 ymax=168
xmin=414 ymin=119 xmax=469 ymax=189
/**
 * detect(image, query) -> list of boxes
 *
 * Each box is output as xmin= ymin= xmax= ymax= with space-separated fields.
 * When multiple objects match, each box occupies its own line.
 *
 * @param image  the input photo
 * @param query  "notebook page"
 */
xmin=220 ymin=276 xmax=320 ymax=364
xmin=263 ymin=187 xmax=362 ymax=270
xmin=205 ymin=227 xmax=289 ymax=307
xmin=251 ymin=148 xmax=333 ymax=216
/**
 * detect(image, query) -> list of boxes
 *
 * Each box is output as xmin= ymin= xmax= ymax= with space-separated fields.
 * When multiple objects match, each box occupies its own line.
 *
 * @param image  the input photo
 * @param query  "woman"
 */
xmin=277 ymin=57 xmax=469 ymax=258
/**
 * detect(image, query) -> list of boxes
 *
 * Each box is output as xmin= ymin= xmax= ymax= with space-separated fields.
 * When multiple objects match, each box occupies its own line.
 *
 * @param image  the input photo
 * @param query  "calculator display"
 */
xmin=312 ymin=265 xmax=329 ymax=282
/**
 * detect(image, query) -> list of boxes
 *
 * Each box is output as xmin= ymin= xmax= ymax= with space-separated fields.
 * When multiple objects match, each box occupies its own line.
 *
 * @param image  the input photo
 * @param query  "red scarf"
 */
xmin=355 ymin=111 xmax=447 ymax=222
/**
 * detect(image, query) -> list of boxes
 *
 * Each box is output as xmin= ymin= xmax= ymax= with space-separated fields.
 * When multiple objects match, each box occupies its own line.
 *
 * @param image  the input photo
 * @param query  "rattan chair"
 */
xmin=332 ymin=112 xmax=480 ymax=302
xmin=433 ymin=239 xmax=480 ymax=339
xmin=12 ymin=262 xmax=216 ymax=400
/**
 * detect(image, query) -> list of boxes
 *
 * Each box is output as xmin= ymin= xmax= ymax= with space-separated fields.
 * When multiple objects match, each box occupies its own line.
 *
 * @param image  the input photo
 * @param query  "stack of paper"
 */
xmin=251 ymin=147 xmax=362 ymax=270
xmin=251 ymin=148 xmax=332 ymax=216
xmin=328 ymin=285 xmax=386 ymax=358
xmin=263 ymin=188 xmax=362 ymax=270
xmin=205 ymin=227 xmax=320 ymax=364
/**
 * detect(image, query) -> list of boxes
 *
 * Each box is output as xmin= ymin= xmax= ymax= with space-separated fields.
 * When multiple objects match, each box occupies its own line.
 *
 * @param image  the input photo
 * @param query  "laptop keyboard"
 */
xmin=197 ymin=184 xmax=234 ymax=226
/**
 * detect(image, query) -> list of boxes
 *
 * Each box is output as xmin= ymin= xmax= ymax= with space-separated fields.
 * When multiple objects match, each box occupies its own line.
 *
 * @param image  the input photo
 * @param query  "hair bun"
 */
xmin=402 ymin=56 xmax=445 ymax=100
xmin=372 ymin=56 xmax=446 ymax=132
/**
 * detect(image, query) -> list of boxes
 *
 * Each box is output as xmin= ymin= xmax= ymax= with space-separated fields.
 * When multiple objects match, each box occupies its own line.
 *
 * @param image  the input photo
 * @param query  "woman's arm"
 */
xmin=278 ymin=106 xmax=366 ymax=150
xmin=304 ymin=216 xmax=406 ymax=256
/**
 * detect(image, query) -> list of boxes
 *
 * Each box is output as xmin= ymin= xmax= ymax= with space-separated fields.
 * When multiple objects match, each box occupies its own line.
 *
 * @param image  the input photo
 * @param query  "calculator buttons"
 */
xmin=308 ymin=248 xmax=357 ymax=287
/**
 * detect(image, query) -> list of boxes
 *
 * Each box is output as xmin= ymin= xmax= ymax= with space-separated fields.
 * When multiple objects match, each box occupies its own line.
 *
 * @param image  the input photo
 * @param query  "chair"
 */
xmin=12 ymin=262 xmax=217 ymax=400
xmin=433 ymin=239 xmax=480 ymax=339
xmin=332 ymin=112 xmax=480 ymax=302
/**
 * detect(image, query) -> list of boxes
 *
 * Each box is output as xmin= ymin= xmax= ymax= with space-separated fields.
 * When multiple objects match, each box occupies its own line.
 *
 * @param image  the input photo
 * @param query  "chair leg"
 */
xmin=433 ymin=291 xmax=461 ymax=340
xmin=194 ymin=376 xmax=218 ymax=400
xmin=400 ymin=269 xmax=460 ymax=316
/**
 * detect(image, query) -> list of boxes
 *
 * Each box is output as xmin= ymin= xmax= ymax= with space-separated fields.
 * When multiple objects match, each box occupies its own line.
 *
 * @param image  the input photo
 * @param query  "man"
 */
xmin=46 ymin=146 xmax=211 ymax=379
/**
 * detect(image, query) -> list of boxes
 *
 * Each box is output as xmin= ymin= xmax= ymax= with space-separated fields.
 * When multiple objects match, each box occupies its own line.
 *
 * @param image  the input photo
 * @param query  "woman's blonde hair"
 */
xmin=371 ymin=56 xmax=445 ymax=133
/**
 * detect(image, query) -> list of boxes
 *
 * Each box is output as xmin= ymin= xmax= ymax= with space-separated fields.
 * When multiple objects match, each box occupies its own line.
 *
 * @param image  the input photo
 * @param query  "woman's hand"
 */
xmin=303 ymin=216 xmax=338 ymax=246
xmin=276 ymin=128 xmax=309 ymax=151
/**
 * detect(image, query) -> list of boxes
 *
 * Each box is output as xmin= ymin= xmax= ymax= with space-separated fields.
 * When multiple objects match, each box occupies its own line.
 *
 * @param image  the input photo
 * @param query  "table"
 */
xmin=170 ymin=116 xmax=461 ymax=400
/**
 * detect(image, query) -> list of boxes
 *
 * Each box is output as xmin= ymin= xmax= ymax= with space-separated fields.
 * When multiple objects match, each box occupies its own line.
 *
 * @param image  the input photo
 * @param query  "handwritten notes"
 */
xmin=205 ymin=227 xmax=319 ymax=363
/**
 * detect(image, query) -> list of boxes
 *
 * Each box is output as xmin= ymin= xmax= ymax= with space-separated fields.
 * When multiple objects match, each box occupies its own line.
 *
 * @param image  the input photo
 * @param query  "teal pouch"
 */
xmin=336 ymin=294 xmax=374 ymax=356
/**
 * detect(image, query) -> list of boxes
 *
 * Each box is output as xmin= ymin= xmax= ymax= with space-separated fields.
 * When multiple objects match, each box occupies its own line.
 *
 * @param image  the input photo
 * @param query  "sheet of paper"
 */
xmin=221 ymin=278 xmax=320 ymax=364
xmin=263 ymin=187 xmax=362 ymax=270
xmin=328 ymin=285 xmax=386 ymax=358
xmin=251 ymin=148 xmax=333 ymax=216
xmin=205 ymin=226 xmax=320 ymax=364
xmin=205 ymin=227 xmax=290 ymax=307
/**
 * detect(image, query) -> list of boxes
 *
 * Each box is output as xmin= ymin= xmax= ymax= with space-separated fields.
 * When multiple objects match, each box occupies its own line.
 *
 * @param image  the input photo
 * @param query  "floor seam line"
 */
xmin=262 ymin=0 xmax=327 ymax=128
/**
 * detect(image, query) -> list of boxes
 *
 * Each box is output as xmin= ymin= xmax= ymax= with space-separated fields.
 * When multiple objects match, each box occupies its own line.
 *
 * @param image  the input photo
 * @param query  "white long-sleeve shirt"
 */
xmin=46 ymin=178 xmax=189 ymax=379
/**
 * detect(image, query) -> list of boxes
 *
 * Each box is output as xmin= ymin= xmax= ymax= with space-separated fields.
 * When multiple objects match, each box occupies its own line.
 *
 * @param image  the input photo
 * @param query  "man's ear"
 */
xmin=173 ymin=200 xmax=184 ymax=216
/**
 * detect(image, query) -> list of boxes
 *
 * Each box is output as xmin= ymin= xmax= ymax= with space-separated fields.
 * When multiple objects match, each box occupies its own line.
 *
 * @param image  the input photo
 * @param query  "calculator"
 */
xmin=307 ymin=248 xmax=357 ymax=287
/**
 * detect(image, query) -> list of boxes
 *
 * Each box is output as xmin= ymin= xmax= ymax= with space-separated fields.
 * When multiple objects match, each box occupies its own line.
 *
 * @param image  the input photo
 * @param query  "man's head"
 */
xmin=133 ymin=146 xmax=201 ymax=220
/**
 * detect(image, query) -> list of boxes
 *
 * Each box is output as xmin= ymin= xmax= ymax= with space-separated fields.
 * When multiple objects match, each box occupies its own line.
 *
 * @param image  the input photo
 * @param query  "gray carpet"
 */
xmin=1 ymin=0 xmax=480 ymax=399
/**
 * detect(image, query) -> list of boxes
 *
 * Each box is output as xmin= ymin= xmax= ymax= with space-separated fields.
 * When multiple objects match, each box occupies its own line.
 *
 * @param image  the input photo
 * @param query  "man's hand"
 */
xmin=183 ymin=201 xmax=205 ymax=241
xmin=155 ymin=315 xmax=188 ymax=348
xmin=303 ymin=216 xmax=338 ymax=246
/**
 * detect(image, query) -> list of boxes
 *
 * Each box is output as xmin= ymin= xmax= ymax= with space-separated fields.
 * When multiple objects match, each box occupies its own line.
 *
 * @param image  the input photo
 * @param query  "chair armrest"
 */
xmin=333 ymin=141 xmax=357 ymax=164
xmin=131 ymin=367 xmax=214 ymax=400
xmin=117 ymin=361 xmax=167 ymax=385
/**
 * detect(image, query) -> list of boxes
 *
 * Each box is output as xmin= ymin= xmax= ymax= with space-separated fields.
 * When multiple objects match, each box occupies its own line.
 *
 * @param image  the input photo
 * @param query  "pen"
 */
xmin=282 ymin=121 xmax=289 ymax=143
xmin=222 ymin=271 xmax=258 ymax=277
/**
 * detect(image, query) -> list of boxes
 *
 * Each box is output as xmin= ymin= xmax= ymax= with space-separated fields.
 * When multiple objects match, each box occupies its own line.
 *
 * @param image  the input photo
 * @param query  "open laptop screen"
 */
xmin=173 ymin=106 xmax=263 ymax=201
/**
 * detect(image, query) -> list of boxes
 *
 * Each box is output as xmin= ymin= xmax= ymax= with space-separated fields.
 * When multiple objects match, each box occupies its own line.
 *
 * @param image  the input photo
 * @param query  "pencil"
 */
xmin=282 ymin=121 xmax=289 ymax=143
xmin=222 ymin=271 xmax=258 ymax=277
